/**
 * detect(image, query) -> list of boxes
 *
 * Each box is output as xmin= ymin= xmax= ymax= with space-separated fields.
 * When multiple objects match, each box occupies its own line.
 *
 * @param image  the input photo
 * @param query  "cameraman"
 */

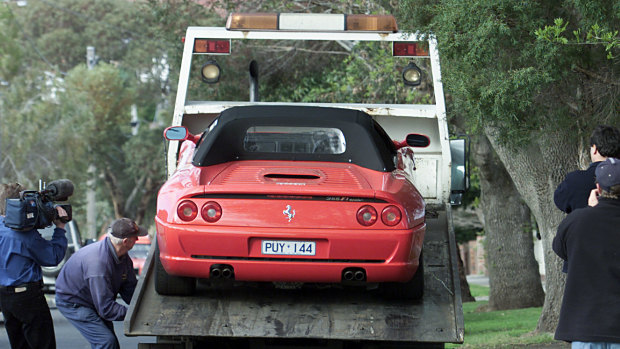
xmin=0 ymin=183 xmax=69 ymax=349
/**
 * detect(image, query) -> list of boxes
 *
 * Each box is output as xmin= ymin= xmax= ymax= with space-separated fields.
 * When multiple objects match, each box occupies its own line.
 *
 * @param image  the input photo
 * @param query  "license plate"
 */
xmin=261 ymin=240 xmax=316 ymax=256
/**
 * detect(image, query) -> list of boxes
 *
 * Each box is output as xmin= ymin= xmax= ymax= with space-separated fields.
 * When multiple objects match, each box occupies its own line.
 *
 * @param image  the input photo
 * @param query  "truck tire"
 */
xmin=380 ymin=253 xmax=424 ymax=300
xmin=154 ymin=243 xmax=196 ymax=296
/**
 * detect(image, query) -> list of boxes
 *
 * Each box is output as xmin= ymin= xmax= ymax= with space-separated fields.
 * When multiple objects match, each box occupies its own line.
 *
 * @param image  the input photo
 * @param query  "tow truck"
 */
xmin=125 ymin=13 xmax=466 ymax=348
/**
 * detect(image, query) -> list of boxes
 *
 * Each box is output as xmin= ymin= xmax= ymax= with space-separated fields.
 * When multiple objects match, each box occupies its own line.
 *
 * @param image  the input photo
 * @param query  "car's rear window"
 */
xmin=243 ymin=126 xmax=346 ymax=155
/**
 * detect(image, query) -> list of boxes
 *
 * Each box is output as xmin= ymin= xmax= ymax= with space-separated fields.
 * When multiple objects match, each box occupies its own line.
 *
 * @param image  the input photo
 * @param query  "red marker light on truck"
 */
xmin=393 ymin=42 xmax=429 ymax=57
xmin=194 ymin=39 xmax=231 ymax=54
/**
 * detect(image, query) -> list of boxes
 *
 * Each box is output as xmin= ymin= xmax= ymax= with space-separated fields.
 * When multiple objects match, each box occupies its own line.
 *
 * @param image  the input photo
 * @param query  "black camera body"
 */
xmin=4 ymin=179 xmax=74 ymax=231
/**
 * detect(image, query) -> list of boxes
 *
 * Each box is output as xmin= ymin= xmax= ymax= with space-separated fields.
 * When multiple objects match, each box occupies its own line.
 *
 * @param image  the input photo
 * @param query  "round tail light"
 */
xmin=381 ymin=205 xmax=402 ymax=226
xmin=177 ymin=200 xmax=198 ymax=221
xmin=356 ymin=205 xmax=377 ymax=226
xmin=201 ymin=201 xmax=222 ymax=223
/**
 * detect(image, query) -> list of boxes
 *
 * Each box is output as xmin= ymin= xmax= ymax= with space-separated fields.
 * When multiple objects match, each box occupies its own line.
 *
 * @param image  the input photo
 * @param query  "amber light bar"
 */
xmin=393 ymin=42 xmax=429 ymax=57
xmin=226 ymin=13 xmax=398 ymax=33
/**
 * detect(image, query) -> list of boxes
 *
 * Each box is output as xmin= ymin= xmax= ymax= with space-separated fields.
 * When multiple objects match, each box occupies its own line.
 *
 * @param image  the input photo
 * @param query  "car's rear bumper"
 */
xmin=155 ymin=217 xmax=424 ymax=283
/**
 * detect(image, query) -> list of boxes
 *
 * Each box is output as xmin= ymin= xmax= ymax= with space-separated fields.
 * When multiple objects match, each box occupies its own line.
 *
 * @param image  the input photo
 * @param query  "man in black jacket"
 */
xmin=554 ymin=125 xmax=620 ymax=214
xmin=553 ymin=157 xmax=620 ymax=348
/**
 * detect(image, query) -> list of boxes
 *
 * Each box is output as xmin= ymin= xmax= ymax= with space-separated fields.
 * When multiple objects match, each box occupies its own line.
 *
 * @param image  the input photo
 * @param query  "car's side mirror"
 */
xmin=164 ymin=125 xmax=201 ymax=144
xmin=164 ymin=126 xmax=189 ymax=141
xmin=449 ymin=136 xmax=470 ymax=206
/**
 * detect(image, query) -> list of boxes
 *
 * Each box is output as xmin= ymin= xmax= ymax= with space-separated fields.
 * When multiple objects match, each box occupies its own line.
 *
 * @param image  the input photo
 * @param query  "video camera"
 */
xmin=4 ymin=179 xmax=74 ymax=231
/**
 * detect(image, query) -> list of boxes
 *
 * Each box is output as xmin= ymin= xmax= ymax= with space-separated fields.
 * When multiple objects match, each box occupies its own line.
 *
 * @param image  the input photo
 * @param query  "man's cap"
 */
xmin=109 ymin=218 xmax=148 ymax=239
xmin=595 ymin=157 xmax=620 ymax=191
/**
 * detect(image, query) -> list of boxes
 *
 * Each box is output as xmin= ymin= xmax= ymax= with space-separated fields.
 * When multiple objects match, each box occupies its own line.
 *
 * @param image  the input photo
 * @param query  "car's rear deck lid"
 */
xmin=210 ymin=162 xmax=371 ymax=190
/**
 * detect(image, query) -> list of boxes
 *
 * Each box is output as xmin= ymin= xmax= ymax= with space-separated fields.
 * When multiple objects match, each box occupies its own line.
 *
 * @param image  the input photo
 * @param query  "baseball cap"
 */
xmin=595 ymin=157 xmax=620 ymax=191
xmin=109 ymin=218 xmax=148 ymax=239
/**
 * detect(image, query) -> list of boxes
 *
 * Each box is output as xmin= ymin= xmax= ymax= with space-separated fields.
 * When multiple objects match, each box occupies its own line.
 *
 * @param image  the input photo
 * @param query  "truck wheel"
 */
xmin=380 ymin=253 xmax=424 ymax=300
xmin=154 ymin=243 xmax=196 ymax=296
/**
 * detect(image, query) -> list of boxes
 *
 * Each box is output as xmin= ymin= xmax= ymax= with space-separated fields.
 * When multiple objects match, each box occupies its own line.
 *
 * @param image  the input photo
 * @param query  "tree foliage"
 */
xmin=399 ymin=0 xmax=618 ymax=144
xmin=0 ymin=0 xmax=219 ymax=232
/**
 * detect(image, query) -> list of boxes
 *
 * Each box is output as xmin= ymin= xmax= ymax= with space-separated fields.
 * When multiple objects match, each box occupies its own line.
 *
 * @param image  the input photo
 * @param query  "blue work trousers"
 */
xmin=55 ymin=298 xmax=119 ymax=349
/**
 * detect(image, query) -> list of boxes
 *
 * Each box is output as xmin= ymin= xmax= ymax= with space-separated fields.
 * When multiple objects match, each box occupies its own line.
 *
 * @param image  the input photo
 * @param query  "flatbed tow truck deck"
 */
xmin=125 ymin=207 xmax=463 ymax=348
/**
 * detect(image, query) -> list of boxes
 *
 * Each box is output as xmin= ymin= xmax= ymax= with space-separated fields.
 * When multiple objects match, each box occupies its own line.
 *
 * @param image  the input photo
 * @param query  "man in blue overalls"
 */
xmin=55 ymin=217 xmax=147 ymax=349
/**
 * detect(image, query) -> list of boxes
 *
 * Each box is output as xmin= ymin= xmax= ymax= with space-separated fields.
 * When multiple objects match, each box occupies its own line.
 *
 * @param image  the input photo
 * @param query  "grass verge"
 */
xmin=447 ymin=283 xmax=564 ymax=348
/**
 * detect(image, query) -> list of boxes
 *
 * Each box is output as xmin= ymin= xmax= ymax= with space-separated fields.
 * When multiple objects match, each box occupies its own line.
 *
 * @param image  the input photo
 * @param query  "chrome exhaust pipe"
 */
xmin=343 ymin=270 xmax=354 ymax=281
xmin=354 ymin=270 xmax=365 ymax=281
xmin=222 ymin=267 xmax=233 ymax=279
xmin=210 ymin=267 xmax=222 ymax=279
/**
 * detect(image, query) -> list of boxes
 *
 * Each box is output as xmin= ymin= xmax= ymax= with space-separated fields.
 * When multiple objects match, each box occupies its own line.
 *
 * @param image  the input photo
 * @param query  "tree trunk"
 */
xmin=473 ymin=134 xmax=545 ymax=310
xmin=484 ymin=126 xmax=575 ymax=332
xmin=457 ymin=243 xmax=476 ymax=302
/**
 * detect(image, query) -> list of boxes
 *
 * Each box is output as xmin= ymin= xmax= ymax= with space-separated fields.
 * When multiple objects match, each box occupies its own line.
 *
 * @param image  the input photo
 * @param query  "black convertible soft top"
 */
xmin=192 ymin=105 xmax=398 ymax=172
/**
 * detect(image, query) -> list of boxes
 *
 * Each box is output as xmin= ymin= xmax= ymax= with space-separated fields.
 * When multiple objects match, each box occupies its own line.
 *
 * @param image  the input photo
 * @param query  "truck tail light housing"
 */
xmin=201 ymin=201 xmax=222 ymax=223
xmin=357 ymin=205 xmax=377 ymax=226
xmin=177 ymin=200 xmax=198 ymax=221
xmin=393 ymin=42 xmax=429 ymax=57
xmin=381 ymin=205 xmax=402 ymax=226
xmin=194 ymin=39 xmax=231 ymax=54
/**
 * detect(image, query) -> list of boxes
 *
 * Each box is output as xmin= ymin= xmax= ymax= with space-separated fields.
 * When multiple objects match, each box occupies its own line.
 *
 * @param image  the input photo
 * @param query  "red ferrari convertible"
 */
xmin=155 ymin=105 xmax=429 ymax=299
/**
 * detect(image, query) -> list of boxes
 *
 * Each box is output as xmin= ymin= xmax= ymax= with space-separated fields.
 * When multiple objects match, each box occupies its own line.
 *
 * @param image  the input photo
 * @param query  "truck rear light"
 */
xmin=393 ymin=42 xmax=429 ymax=57
xmin=177 ymin=200 xmax=198 ymax=221
xmin=227 ymin=13 xmax=397 ymax=33
xmin=194 ymin=39 xmax=231 ymax=54
xmin=201 ymin=60 xmax=221 ymax=83
xmin=381 ymin=205 xmax=402 ymax=226
xmin=402 ymin=62 xmax=423 ymax=86
xmin=201 ymin=201 xmax=222 ymax=223
xmin=356 ymin=205 xmax=377 ymax=226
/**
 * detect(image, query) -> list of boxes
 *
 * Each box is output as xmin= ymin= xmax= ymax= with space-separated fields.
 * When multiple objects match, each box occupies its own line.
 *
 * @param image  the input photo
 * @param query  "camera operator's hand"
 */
xmin=53 ymin=206 xmax=69 ymax=230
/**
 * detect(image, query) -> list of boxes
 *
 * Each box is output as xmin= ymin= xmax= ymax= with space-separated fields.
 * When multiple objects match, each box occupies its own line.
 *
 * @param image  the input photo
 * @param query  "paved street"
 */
xmin=0 ymin=295 xmax=155 ymax=348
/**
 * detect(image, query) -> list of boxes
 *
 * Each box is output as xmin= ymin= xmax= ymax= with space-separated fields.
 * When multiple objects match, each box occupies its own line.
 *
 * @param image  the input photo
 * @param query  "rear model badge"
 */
xmin=283 ymin=205 xmax=296 ymax=222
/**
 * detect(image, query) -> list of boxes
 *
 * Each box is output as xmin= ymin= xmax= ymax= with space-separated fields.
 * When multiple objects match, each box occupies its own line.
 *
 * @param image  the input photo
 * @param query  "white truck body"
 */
xmin=126 ymin=15 xmax=465 ymax=348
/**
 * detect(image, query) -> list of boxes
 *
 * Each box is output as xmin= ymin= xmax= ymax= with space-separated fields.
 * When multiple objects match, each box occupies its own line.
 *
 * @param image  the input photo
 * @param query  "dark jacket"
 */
xmin=55 ymin=237 xmax=136 ymax=321
xmin=552 ymin=198 xmax=620 ymax=343
xmin=554 ymin=162 xmax=600 ymax=214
